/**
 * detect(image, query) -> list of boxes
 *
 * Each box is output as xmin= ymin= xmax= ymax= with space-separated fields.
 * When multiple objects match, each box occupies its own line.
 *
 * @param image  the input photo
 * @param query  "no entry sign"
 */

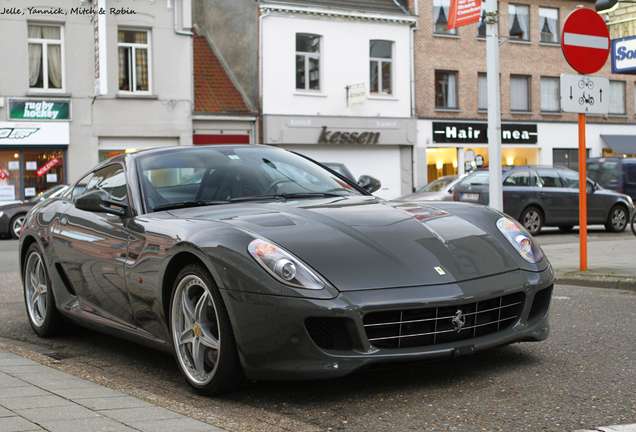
xmin=561 ymin=8 xmax=610 ymax=74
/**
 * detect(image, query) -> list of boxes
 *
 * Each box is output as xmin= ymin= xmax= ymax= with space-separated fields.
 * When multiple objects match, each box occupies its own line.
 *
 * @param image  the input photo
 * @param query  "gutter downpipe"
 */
xmin=174 ymin=0 xmax=193 ymax=36
xmin=259 ymin=7 xmax=271 ymax=145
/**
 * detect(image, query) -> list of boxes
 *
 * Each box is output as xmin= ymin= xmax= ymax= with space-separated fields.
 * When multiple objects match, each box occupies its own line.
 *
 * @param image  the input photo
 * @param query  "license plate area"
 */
xmin=462 ymin=193 xmax=479 ymax=201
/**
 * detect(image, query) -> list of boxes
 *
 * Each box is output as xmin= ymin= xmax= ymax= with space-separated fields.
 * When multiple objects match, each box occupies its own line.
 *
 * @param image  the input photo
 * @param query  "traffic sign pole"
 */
xmin=579 ymin=113 xmax=587 ymax=271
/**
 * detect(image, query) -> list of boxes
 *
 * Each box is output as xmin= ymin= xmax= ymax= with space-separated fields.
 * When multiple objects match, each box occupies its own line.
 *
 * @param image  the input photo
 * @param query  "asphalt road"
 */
xmin=0 ymin=236 xmax=635 ymax=432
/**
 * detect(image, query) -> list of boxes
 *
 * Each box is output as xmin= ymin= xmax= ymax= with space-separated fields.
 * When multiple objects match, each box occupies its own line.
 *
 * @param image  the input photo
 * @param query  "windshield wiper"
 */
xmin=153 ymin=200 xmax=229 ymax=212
xmin=229 ymin=192 xmax=345 ymax=203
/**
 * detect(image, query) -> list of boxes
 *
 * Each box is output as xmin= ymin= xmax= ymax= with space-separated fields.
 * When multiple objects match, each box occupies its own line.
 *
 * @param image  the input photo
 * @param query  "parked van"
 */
xmin=586 ymin=157 xmax=636 ymax=201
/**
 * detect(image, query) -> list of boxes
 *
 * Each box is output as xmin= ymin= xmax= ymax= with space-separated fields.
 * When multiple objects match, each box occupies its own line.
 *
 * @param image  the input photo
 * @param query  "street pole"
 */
xmin=486 ymin=0 xmax=503 ymax=212
xmin=579 ymin=113 xmax=587 ymax=270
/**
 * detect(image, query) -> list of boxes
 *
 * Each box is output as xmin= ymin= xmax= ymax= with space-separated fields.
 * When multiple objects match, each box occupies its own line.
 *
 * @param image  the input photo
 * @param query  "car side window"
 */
xmin=534 ymin=169 xmax=564 ymax=188
xmin=81 ymin=164 xmax=128 ymax=203
xmin=560 ymin=170 xmax=579 ymax=189
xmin=503 ymin=171 xmax=530 ymax=186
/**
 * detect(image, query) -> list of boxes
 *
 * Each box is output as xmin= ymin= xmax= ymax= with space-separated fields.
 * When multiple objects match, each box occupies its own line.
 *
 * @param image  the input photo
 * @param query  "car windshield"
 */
xmin=417 ymin=177 xmax=456 ymax=192
xmin=136 ymin=146 xmax=362 ymax=212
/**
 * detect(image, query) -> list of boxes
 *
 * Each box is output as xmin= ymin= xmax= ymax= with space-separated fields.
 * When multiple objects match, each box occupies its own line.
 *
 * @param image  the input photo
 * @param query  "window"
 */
xmin=509 ymin=4 xmax=530 ymax=41
xmin=477 ymin=3 xmax=486 ymax=38
xmin=534 ymin=169 xmax=564 ymax=188
xmin=434 ymin=0 xmax=457 ymax=35
xmin=553 ymin=148 xmax=588 ymax=171
xmin=541 ymin=77 xmax=560 ymax=112
xmin=510 ymin=75 xmax=531 ymax=112
xmin=504 ymin=171 xmax=530 ymax=186
xmin=28 ymin=24 xmax=64 ymax=91
xmin=118 ymin=29 xmax=151 ymax=93
xmin=82 ymin=164 xmax=128 ymax=204
xmin=478 ymin=73 xmax=488 ymax=110
xmin=610 ymin=80 xmax=626 ymax=114
xmin=296 ymin=34 xmax=320 ymax=91
xmin=539 ymin=7 xmax=559 ymax=44
xmin=370 ymin=41 xmax=392 ymax=95
xmin=435 ymin=71 xmax=458 ymax=109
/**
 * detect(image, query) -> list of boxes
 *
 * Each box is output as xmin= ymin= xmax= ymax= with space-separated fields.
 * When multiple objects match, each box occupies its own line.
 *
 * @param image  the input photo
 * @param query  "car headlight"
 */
xmin=248 ymin=239 xmax=325 ymax=289
xmin=496 ymin=217 xmax=544 ymax=263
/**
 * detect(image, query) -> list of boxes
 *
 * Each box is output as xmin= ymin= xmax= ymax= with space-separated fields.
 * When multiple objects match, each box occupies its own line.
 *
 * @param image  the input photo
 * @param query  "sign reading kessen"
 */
xmin=612 ymin=36 xmax=636 ymax=74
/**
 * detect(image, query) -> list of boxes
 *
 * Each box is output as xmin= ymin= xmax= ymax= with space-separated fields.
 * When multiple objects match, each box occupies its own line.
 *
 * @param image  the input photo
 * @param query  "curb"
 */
xmin=555 ymin=275 xmax=636 ymax=291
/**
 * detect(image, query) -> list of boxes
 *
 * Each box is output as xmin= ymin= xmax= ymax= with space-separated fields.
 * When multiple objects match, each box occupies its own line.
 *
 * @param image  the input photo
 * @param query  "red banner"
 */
xmin=0 ymin=167 xmax=7 ymax=180
xmin=36 ymin=157 xmax=60 ymax=177
xmin=447 ymin=0 xmax=482 ymax=30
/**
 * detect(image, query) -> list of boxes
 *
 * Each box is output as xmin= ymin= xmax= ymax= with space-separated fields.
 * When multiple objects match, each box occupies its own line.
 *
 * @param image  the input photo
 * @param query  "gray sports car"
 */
xmin=20 ymin=145 xmax=553 ymax=395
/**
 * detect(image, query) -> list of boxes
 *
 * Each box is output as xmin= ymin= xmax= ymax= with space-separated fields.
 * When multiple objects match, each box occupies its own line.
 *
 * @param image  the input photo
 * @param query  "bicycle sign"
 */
xmin=560 ymin=73 xmax=609 ymax=114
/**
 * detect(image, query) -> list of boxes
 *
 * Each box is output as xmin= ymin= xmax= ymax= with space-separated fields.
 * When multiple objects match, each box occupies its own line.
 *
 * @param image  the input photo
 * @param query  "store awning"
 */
xmin=600 ymin=135 xmax=636 ymax=155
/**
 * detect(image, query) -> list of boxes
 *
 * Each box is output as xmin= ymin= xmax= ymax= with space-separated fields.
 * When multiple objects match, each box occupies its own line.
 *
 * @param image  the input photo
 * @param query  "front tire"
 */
xmin=605 ymin=205 xmax=627 ymax=233
xmin=520 ymin=207 xmax=543 ymax=235
xmin=170 ymin=264 xmax=245 ymax=395
xmin=23 ymin=244 xmax=64 ymax=337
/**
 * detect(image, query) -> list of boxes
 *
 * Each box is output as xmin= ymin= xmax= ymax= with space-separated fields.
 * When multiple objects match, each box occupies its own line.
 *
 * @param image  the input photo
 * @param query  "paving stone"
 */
xmin=52 ymin=386 xmax=127 ymax=400
xmin=39 ymin=416 xmax=139 ymax=432
xmin=99 ymin=406 xmax=183 ymax=423
xmin=0 ymin=405 xmax=15 ymax=418
xmin=78 ymin=395 xmax=156 ymax=410
xmin=0 ymin=395 xmax=75 ymax=410
xmin=13 ymin=404 xmax=101 ymax=423
xmin=0 ymin=415 xmax=44 ymax=431
xmin=129 ymin=417 xmax=227 ymax=432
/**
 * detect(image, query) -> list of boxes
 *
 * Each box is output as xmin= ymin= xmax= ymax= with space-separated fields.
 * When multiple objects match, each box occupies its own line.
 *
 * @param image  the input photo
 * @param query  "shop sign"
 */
xmin=432 ymin=122 xmax=537 ymax=144
xmin=36 ymin=158 xmax=60 ymax=177
xmin=0 ymin=186 xmax=16 ymax=201
xmin=318 ymin=126 xmax=380 ymax=145
xmin=611 ymin=36 xmax=636 ymax=74
xmin=347 ymin=84 xmax=367 ymax=107
xmin=0 ymin=122 xmax=69 ymax=145
xmin=8 ymin=98 xmax=71 ymax=121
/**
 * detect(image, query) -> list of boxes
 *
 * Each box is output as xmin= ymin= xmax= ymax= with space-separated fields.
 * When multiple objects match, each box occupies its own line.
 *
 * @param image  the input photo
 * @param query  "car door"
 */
xmin=502 ymin=170 xmax=533 ymax=220
xmin=559 ymin=169 xmax=605 ymax=223
xmin=52 ymin=163 xmax=134 ymax=328
xmin=533 ymin=168 xmax=572 ymax=223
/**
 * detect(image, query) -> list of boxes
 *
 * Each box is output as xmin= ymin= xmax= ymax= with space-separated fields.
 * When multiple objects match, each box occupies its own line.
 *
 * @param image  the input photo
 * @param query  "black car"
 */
xmin=20 ymin=145 xmax=554 ymax=395
xmin=0 ymin=185 xmax=68 ymax=239
xmin=453 ymin=166 xmax=635 ymax=235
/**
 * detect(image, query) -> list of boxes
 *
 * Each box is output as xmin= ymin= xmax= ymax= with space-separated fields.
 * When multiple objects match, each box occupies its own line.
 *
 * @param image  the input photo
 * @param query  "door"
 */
xmin=533 ymin=168 xmax=572 ymax=223
xmin=53 ymin=163 xmax=134 ymax=327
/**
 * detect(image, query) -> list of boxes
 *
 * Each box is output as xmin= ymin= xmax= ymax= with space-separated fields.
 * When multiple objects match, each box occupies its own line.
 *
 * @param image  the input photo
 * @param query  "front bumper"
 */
xmin=221 ymin=266 xmax=554 ymax=381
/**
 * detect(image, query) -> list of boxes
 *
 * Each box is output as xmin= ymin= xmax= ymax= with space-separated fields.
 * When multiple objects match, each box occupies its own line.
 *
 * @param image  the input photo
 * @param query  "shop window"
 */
xmin=509 ymin=4 xmax=530 ymax=41
xmin=541 ymin=77 xmax=560 ymax=113
xmin=434 ymin=0 xmax=457 ymax=35
xmin=510 ymin=75 xmax=531 ymax=112
xmin=478 ymin=73 xmax=488 ymax=110
xmin=118 ymin=29 xmax=151 ymax=93
xmin=609 ymin=81 xmax=626 ymax=115
xmin=296 ymin=34 xmax=320 ymax=91
xmin=28 ymin=24 xmax=64 ymax=91
xmin=539 ymin=7 xmax=559 ymax=44
xmin=435 ymin=71 xmax=458 ymax=109
xmin=0 ymin=152 xmax=22 ymax=202
xmin=553 ymin=148 xmax=588 ymax=171
xmin=22 ymin=150 xmax=65 ymax=198
xmin=370 ymin=41 xmax=393 ymax=95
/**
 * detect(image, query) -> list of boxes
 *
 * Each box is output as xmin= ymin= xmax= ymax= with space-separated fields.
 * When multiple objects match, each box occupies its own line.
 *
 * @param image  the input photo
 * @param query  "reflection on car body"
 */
xmin=453 ymin=166 xmax=635 ymax=235
xmin=20 ymin=145 xmax=554 ymax=395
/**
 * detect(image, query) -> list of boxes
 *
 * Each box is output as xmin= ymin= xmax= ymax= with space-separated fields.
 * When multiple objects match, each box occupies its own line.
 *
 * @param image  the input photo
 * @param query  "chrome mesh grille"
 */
xmin=363 ymin=292 xmax=525 ymax=349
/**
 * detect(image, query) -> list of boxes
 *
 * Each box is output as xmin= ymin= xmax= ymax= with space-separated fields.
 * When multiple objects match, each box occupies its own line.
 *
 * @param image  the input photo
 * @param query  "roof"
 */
xmin=193 ymin=32 xmax=251 ymax=115
xmin=261 ymin=0 xmax=410 ymax=15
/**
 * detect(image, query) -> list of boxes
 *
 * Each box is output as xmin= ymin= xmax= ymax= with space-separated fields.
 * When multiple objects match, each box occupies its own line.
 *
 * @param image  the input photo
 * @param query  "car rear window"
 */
xmin=503 ymin=171 xmax=530 ymax=186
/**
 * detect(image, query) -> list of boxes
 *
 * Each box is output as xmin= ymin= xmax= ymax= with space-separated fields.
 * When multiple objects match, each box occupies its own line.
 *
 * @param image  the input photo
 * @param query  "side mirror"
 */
xmin=75 ymin=190 xmax=129 ymax=217
xmin=357 ymin=175 xmax=381 ymax=194
xmin=586 ymin=181 xmax=598 ymax=194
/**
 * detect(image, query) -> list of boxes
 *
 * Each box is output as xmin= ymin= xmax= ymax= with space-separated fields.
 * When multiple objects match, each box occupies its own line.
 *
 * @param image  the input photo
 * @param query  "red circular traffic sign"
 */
xmin=561 ymin=8 xmax=610 ymax=74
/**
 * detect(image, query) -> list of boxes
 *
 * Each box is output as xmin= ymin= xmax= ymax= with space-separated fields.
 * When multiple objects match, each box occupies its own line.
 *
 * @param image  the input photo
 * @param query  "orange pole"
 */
xmin=579 ymin=113 xmax=587 ymax=271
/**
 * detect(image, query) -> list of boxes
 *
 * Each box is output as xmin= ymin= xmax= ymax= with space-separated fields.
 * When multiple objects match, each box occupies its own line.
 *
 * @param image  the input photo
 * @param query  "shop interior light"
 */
xmin=125 ymin=149 xmax=138 ymax=154
xmin=436 ymin=161 xmax=443 ymax=169
xmin=14 ymin=153 xmax=19 ymax=158
xmin=426 ymin=149 xmax=436 ymax=153
xmin=453 ymin=160 xmax=458 ymax=168
xmin=507 ymin=157 xmax=514 ymax=166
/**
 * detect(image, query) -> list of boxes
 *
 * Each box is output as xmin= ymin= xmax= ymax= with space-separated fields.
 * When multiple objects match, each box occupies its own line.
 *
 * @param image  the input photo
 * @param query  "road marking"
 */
xmin=563 ymin=32 xmax=609 ymax=50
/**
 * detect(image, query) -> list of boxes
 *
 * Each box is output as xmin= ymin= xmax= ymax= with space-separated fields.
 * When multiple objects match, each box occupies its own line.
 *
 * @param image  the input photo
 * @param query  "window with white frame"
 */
xmin=477 ymin=3 xmax=487 ymax=38
xmin=478 ymin=73 xmax=488 ymax=110
xmin=610 ymin=80 xmax=626 ymax=114
xmin=541 ymin=77 xmax=560 ymax=112
xmin=435 ymin=71 xmax=458 ymax=109
xmin=296 ymin=34 xmax=320 ymax=91
xmin=434 ymin=0 xmax=457 ymax=35
xmin=118 ymin=29 xmax=151 ymax=93
xmin=370 ymin=41 xmax=392 ymax=95
xmin=539 ymin=7 xmax=559 ymax=44
xmin=509 ymin=4 xmax=530 ymax=41
xmin=28 ymin=24 xmax=64 ymax=90
xmin=510 ymin=75 xmax=531 ymax=111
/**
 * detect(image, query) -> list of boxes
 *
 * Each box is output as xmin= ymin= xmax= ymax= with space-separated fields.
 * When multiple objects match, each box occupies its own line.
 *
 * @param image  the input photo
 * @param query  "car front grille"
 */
xmin=363 ymin=292 xmax=525 ymax=349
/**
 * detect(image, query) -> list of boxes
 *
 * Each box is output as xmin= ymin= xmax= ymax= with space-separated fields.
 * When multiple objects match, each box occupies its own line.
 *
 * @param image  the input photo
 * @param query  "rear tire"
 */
xmin=23 ymin=244 xmax=64 ymax=337
xmin=170 ymin=264 xmax=246 ymax=395
xmin=10 ymin=214 xmax=25 ymax=239
xmin=605 ymin=205 xmax=627 ymax=233
xmin=520 ymin=207 xmax=543 ymax=235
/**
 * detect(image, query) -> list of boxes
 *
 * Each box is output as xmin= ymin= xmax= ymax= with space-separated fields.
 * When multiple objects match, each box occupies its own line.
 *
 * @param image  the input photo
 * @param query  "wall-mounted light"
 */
xmin=436 ymin=161 xmax=443 ymax=170
xmin=507 ymin=157 xmax=514 ymax=166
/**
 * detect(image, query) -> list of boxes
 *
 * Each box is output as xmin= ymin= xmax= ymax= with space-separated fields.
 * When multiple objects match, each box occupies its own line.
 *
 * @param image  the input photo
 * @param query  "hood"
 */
xmin=177 ymin=197 xmax=519 ymax=291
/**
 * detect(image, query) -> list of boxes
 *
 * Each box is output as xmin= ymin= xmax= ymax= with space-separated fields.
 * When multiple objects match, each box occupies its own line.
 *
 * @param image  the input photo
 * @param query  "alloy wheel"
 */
xmin=25 ymin=251 xmax=48 ymax=328
xmin=11 ymin=215 xmax=25 ymax=239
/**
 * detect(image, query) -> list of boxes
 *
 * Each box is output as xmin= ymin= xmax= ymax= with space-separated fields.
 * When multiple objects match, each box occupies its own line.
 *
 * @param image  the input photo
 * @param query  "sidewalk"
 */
xmin=540 ymin=232 xmax=636 ymax=290
xmin=0 ymin=347 xmax=227 ymax=432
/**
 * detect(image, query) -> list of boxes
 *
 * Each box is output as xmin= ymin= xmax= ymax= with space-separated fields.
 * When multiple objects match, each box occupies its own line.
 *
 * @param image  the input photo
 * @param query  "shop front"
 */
xmin=427 ymin=121 xmax=540 ymax=183
xmin=262 ymin=115 xmax=417 ymax=199
xmin=0 ymin=121 xmax=69 ymax=202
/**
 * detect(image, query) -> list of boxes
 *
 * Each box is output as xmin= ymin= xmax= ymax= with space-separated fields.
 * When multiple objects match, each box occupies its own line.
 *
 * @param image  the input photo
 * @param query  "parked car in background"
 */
xmin=587 ymin=157 xmax=636 ymax=201
xmin=396 ymin=175 xmax=461 ymax=201
xmin=0 ymin=184 xmax=68 ymax=239
xmin=20 ymin=145 xmax=553 ymax=395
xmin=453 ymin=166 xmax=635 ymax=235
